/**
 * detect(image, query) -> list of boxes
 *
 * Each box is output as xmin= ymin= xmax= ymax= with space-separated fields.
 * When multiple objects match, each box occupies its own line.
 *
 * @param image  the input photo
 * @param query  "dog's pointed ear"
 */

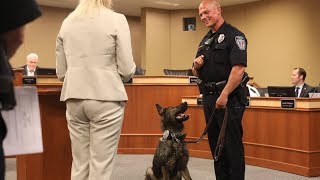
xmin=156 ymin=104 xmax=164 ymax=115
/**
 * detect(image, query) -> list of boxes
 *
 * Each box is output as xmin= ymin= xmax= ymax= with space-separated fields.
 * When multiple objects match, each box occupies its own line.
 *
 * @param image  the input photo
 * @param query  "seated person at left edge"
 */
xmin=23 ymin=53 xmax=39 ymax=76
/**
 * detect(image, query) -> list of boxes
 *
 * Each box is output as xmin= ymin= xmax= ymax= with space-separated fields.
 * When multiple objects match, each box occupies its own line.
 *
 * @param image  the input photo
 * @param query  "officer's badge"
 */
xmin=235 ymin=36 xmax=246 ymax=50
xmin=218 ymin=34 xmax=225 ymax=43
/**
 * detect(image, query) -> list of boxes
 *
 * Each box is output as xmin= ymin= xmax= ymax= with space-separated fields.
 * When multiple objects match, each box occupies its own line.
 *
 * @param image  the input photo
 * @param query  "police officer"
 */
xmin=192 ymin=0 xmax=247 ymax=179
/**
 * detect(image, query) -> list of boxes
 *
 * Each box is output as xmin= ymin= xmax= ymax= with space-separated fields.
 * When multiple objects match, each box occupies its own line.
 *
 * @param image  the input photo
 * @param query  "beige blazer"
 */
xmin=56 ymin=9 xmax=136 ymax=101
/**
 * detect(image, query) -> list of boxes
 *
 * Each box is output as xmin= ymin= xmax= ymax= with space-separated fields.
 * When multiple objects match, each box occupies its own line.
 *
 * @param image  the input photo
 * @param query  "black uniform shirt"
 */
xmin=196 ymin=22 xmax=247 ymax=83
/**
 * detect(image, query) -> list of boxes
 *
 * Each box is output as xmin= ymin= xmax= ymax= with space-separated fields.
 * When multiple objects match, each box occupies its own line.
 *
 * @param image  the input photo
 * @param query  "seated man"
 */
xmin=291 ymin=68 xmax=314 ymax=97
xmin=23 ymin=53 xmax=39 ymax=76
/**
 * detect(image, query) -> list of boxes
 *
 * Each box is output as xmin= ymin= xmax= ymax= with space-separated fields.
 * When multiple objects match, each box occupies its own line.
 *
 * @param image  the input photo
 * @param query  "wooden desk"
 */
xmin=15 ymin=75 xmax=320 ymax=178
xmin=182 ymin=96 xmax=320 ymax=177
xmin=117 ymin=84 xmax=210 ymax=158
xmin=16 ymin=76 xmax=209 ymax=180
xmin=17 ymin=88 xmax=72 ymax=180
xmin=243 ymin=97 xmax=320 ymax=177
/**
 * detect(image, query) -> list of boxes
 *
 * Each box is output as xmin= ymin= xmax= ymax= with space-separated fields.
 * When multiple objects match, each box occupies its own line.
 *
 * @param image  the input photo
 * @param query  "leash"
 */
xmin=213 ymin=107 xmax=228 ymax=161
xmin=181 ymin=107 xmax=217 ymax=144
xmin=176 ymin=106 xmax=228 ymax=162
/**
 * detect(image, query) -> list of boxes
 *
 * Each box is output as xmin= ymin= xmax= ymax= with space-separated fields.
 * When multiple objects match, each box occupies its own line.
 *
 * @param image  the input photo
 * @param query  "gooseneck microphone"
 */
xmin=310 ymin=83 xmax=320 ymax=98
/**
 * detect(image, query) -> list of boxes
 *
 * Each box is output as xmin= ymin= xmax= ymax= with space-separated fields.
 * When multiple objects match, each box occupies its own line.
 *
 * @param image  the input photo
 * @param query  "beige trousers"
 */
xmin=66 ymin=99 xmax=125 ymax=180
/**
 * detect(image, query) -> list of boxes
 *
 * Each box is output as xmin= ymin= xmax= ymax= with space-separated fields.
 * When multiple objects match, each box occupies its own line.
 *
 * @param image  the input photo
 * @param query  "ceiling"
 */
xmin=37 ymin=0 xmax=261 ymax=16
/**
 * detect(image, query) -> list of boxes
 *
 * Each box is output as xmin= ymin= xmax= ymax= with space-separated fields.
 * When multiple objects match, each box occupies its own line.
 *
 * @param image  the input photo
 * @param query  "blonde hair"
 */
xmin=72 ymin=0 xmax=113 ymax=17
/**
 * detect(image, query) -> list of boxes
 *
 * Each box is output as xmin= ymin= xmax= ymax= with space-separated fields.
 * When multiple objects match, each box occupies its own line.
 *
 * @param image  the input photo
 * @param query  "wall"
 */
xmin=141 ymin=8 xmax=171 ymax=75
xmin=10 ymin=6 xmax=142 ymax=69
xmin=9 ymin=0 xmax=320 ymax=86
xmin=11 ymin=6 xmax=71 ymax=68
xmin=170 ymin=10 xmax=207 ymax=69
xmin=142 ymin=0 xmax=320 ymax=86
xmin=127 ymin=16 xmax=142 ymax=67
xmin=222 ymin=0 xmax=320 ymax=86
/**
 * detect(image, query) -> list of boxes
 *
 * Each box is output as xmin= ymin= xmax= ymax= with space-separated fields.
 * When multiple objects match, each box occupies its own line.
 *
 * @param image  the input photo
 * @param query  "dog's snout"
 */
xmin=180 ymin=102 xmax=188 ymax=112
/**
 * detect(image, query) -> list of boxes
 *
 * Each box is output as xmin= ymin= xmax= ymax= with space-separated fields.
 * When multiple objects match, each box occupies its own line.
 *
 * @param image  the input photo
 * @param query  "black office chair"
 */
xmin=256 ymin=88 xmax=268 ymax=97
xmin=134 ymin=67 xmax=146 ymax=75
xmin=163 ymin=69 xmax=193 ymax=76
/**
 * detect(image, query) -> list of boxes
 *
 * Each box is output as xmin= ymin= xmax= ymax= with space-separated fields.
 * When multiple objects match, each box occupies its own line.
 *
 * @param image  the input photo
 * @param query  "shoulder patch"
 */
xmin=235 ymin=36 xmax=246 ymax=50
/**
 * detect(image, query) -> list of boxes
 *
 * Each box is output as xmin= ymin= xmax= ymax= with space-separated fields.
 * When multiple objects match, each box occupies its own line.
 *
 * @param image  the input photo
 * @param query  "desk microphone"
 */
xmin=310 ymin=83 xmax=320 ymax=98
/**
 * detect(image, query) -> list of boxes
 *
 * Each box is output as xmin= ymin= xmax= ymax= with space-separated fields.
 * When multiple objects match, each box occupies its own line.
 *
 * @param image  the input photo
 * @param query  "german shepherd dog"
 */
xmin=145 ymin=102 xmax=192 ymax=180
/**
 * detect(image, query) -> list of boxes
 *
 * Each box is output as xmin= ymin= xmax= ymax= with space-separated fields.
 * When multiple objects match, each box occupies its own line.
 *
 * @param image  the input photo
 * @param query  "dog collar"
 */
xmin=161 ymin=130 xmax=185 ymax=143
xmin=161 ymin=130 xmax=170 ymax=141
xmin=170 ymin=132 xmax=182 ymax=143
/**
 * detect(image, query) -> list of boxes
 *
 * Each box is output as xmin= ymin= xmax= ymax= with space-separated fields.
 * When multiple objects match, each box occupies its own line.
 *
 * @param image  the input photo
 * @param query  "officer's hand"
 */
xmin=216 ymin=93 xmax=228 ymax=109
xmin=193 ymin=55 xmax=204 ymax=70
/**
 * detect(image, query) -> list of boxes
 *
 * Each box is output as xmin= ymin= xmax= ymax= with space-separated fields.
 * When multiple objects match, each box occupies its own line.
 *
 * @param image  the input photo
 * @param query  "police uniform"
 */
xmin=195 ymin=22 xmax=247 ymax=180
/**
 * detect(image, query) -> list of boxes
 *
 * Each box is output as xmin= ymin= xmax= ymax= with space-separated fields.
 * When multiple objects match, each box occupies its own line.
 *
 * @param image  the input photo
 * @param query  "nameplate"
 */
xmin=281 ymin=99 xmax=295 ymax=109
xmin=196 ymin=97 xmax=203 ymax=105
xmin=22 ymin=77 xmax=37 ymax=85
xmin=245 ymin=97 xmax=250 ymax=107
xmin=189 ymin=76 xmax=199 ymax=84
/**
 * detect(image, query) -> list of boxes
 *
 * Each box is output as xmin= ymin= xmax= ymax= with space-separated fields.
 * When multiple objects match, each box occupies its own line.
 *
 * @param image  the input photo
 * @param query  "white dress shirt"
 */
xmin=295 ymin=84 xmax=303 ymax=97
xmin=27 ymin=66 xmax=35 ymax=76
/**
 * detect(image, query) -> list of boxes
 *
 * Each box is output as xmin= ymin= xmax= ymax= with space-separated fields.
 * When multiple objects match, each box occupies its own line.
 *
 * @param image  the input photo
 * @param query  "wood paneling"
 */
xmin=121 ymin=84 xmax=199 ymax=134
xmin=243 ymin=108 xmax=320 ymax=177
xmin=15 ymin=82 xmax=320 ymax=179
xmin=17 ymin=90 xmax=72 ymax=180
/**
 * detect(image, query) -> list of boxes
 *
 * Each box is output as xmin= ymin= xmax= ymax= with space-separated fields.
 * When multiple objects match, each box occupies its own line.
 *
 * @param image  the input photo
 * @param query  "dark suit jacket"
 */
xmin=297 ymin=83 xmax=315 ymax=97
xmin=22 ymin=65 xmax=40 ymax=76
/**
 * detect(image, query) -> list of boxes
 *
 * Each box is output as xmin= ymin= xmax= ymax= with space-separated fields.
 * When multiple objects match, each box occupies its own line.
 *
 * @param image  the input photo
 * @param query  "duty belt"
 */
xmin=201 ymin=80 xmax=227 ymax=95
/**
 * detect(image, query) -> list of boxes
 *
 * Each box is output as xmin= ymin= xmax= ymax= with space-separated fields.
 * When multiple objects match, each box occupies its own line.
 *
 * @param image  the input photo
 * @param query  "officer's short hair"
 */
xmin=294 ymin=67 xmax=306 ymax=81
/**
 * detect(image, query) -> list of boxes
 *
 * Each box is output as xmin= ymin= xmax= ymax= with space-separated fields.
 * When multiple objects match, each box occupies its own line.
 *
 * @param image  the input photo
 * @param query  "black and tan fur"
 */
xmin=145 ymin=102 xmax=192 ymax=180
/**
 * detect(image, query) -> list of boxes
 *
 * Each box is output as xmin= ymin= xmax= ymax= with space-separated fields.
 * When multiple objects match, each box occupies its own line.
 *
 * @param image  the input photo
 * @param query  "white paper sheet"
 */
xmin=2 ymin=86 xmax=43 ymax=156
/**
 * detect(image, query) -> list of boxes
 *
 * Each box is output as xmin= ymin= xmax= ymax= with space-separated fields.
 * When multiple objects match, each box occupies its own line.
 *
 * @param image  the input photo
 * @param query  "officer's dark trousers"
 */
xmin=203 ymin=93 xmax=245 ymax=180
xmin=0 ymin=113 xmax=7 ymax=180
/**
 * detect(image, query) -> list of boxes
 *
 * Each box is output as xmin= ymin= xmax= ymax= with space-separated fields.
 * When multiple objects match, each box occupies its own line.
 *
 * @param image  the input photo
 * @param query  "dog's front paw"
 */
xmin=145 ymin=167 xmax=157 ymax=180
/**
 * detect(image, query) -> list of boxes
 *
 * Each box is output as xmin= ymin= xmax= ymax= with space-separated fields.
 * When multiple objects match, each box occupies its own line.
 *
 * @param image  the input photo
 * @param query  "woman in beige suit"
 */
xmin=55 ymin=0 xmax=136 ymax=179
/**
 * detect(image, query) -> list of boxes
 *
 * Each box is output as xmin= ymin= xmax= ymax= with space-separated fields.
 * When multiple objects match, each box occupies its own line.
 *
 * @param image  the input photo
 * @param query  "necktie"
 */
xmin=295 ymin=87 xmax=300 ymax=97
